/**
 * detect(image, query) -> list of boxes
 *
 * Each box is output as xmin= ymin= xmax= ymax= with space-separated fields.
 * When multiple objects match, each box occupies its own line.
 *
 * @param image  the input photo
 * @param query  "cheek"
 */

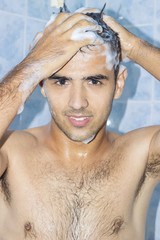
xmin=45 ymin=89 xmax=63 ymax=111
xmin=92 ymin=91 xmax=115 ymax=118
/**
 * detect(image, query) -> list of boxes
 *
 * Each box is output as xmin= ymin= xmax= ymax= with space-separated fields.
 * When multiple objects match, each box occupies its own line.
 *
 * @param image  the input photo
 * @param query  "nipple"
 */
xmin=24 ymin=222 xmax=37 ymax=238
xmin=111 ymin=217 xmax=124 ymax=234
xmin=24 ymin=222 xmax=32 ymax=232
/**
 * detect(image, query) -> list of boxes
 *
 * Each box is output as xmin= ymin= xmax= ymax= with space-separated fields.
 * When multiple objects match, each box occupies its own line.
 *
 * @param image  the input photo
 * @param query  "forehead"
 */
xmin=56 ymin=44 xmax=114 ymax=78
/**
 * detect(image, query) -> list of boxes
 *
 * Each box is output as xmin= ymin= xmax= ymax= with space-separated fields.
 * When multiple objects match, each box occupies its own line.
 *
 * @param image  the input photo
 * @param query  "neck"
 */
xmin=45 ymin=120 xmax=110 ymax=167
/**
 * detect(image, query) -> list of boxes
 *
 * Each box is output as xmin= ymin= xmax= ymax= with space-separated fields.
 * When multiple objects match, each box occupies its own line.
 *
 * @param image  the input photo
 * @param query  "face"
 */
xmin=42 ymin=45 xmax=121 ymax=142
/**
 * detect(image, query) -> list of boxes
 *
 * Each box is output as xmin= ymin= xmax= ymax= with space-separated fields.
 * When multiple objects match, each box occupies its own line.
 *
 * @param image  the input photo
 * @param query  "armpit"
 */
xmin=0 ymin=169 xmax=11 ymax=203
xmin=146 ymin=154 xmax=160 ymax=178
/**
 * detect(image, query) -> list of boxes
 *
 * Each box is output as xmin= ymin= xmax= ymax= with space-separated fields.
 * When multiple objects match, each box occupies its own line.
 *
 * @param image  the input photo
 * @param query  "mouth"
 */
xmin=67 ymin=115 xmax=92 ymax=127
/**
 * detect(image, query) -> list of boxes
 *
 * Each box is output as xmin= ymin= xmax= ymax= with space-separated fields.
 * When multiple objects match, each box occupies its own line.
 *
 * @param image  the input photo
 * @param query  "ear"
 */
xmin=114 ymin=65 xmax=127 ymax=99
xmin=39 ymin=80 xmax=47 ymax=98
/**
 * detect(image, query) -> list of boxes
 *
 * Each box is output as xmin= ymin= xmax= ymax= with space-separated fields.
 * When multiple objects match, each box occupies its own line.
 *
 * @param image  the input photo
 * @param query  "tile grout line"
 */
xmin=20 ymin=0 xmax=28 ymax=130
xmin=27 ymin=16 xmax=47 ymax=23
xmin=0 ymin=9 xmax=24 ymax=17
xmin=115 ymin=100 xmax=160 ymax=104
xmin=125 ymin=23 xmax=154 ymax=28
xmin=0 ymin=9 xmax=47 ymax=23
xmin=23 ymin=0 xmax=28 ymax=58
xmin=150 ymin=0 xmax=157 ymax=126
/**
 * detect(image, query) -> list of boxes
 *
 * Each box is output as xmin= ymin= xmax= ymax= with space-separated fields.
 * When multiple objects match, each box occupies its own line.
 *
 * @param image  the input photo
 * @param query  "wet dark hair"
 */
xmin=60 ymin=4 xmax=121 ymax=80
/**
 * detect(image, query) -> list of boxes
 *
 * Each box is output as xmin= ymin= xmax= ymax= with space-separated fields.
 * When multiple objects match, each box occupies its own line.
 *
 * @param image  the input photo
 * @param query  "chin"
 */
xmin=66 ymin=132 xmax=96 ymax=144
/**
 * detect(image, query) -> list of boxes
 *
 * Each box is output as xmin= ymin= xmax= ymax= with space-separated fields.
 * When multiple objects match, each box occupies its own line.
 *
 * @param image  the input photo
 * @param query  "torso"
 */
xmin=0 ymin=127 xmax=158 ymax=240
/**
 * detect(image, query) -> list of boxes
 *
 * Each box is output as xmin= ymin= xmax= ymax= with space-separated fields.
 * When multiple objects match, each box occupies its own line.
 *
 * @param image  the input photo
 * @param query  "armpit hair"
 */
xmin=0 ymin=169 xmax=11 ymax=203
xmin=146 ymin=154 xmax=160 ymax=178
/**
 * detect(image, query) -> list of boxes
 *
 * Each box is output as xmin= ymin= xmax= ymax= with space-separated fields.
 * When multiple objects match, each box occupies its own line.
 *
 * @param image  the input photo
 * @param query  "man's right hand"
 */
xmin=26 ymin=12 xmax=103 ymax=81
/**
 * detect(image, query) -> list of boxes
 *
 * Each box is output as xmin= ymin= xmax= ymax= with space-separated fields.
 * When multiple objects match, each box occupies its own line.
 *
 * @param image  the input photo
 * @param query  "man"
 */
xmin=0 ymin=8 xmax=160 ymax=240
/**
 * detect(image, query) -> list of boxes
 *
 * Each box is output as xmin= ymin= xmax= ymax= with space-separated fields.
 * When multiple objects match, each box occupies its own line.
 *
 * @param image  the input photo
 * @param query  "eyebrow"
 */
xmin=83 ymin=74 xmax=109 ymax=81
xmin=49 ymin=74 xmax=71 ymax=80
xmin=49 ymin=74 xmax=109 ymax=81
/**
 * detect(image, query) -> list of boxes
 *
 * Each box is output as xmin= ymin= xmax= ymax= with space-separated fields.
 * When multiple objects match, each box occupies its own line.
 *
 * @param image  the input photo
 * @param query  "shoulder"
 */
xmin=1 ymin=125 xmax=47 ymax=155
xmin=111 ymin=126 xmax=160 ymax=181
xmin=112 ymin=125 xmax=160 ymax=145
xmin=111 ymin=126 xmax=160 ymax=160
xmin=108 ymin=126 xmax=160 ymax=148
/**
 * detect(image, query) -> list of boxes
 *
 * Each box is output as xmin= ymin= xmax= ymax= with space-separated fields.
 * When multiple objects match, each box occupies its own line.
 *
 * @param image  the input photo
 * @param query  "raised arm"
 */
xmin=0 ymin=11 xmax=103 ymax=176
xmin=103 ymin=16 xmax=160 ymax=81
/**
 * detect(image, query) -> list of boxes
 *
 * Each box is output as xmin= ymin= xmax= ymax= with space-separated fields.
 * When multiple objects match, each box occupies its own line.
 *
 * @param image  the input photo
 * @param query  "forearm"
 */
xmin=129 ymin=37 xmax=160 ymax=81
xmin=0 ymin=60 xmax=40 ymax=140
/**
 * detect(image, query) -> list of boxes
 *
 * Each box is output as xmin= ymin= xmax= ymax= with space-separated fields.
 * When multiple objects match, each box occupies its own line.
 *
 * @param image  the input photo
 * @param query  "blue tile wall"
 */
xmin=0 ymin=0 xmax=160 ymax=239
xmin=21 ymin=98 xmax=51 ymax=129
xmin=155 ymin=24 xmax=160 ymax=48
xmin=108 ymin=101 xmax=152 ymax=133
xmin=25 ymin=18 xmax=46 ymax=55
xmin=0 ymin=0 xmax=25 ymax=15
xmin=28 ymin=0 xmax=52 ymax=20
xmin=0 ymin=12 xmax=24 ymax=78
xmin=106 ymin=0 xmax=154 ymax=25
xmin=119 ymin=63 xmax=152 ymax=101
xmin=156 ymin=0 xmax=160 ymax=25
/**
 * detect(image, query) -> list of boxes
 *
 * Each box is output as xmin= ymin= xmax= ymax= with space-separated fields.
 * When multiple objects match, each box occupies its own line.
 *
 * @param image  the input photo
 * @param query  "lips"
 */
xmin=67 ymin=115 xmax=92 ymax=127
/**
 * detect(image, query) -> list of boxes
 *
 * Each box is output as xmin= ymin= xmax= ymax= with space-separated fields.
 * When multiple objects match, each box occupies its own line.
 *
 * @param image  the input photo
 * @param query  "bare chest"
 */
xmin=0 ymin=152 xmax=142 ymax=240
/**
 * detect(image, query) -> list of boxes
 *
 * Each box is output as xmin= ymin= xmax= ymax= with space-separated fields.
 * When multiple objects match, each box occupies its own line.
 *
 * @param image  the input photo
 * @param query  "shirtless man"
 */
xmin=0 ymin=8 xmax=160 ymax=240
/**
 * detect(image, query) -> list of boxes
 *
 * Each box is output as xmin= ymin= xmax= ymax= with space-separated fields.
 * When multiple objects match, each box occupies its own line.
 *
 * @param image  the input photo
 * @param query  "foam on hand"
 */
xmin=75 ymin=7 xmax=89 ymax=13
xmin=17 ymin=104 xmax=24 ymax=115
xmin=71 ymin=28 xmax=97 ymax=42
xmin=70 ymin=19 xmax=103 ymax=43
xmin=30 ymin=32 xmax=43 ymax=51
xmin=45 ymin=13 xmax=58 ymax=27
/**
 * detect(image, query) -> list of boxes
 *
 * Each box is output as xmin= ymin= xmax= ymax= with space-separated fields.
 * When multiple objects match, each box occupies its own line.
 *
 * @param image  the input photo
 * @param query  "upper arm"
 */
xmin=0 ymin=130 xmax=13 ymax=178
xmin=0 ymin=151 xmax=8 ymax=178
xmin=146 ymin=128 xmax=160 ymax=180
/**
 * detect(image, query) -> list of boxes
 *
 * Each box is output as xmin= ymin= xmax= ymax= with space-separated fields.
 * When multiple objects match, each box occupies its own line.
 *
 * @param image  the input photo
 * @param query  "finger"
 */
xmin=103 ymin=15 xmax=118 ymax=29
xmin=74 ymin=31 xmax=104 ymax=49
xmin=65 ymin=20 xmax=104 ymax=46
xmin=52 ymin=12 xmax=71 ymax=26
xmin=75 ymin=8 xmax=100 ymax=14
xmin=64 ymin=18 xmax=103 ymax=36
xmin=82 ymin=8 xmax=100 ymax=14
xmin=58 ymin=13 xmax=102 ymax=33
xmin=44 ymin=12 xmax=71 ymax=33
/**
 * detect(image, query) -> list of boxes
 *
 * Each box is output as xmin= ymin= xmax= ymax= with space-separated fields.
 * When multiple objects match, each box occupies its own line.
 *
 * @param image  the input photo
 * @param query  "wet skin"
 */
xmin=0 ymin=45 xmax=160 ymax=240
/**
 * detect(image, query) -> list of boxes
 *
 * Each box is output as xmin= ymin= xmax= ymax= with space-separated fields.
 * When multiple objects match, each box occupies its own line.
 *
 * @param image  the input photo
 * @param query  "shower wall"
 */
xmin=0 ymin=0 xmax=160 ymax=239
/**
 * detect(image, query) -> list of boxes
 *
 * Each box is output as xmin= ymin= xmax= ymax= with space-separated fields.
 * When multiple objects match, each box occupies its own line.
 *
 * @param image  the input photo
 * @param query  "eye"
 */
xmin=55 ymin=79 xmax=69 ymax=86
xmin=88 ymin=80 xmax=102 ymax=85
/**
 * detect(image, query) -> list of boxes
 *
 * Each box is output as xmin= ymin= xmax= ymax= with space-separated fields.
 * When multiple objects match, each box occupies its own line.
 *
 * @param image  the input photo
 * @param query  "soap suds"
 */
xmin=71 ymin=26 xmax=103 ymax=43
xmin=98 ymin=43 xmax=118 ymax=70
xmin=17 ymin=104 xmax=24 ymax=115
xmin=75 ymin=7 xmax=89 ymax=13
xmin=119 ymin=64 xmax=126 ymax=72
xmin=18 ymin=69 xmax=41 ymax=93
xmin=82 ymin=134 xmax=95 ymax=144
xmin=30 ymin=32 xmax=43 ymax=51
xmin=45 ymin=14 xmax=58 ymax=27
xmin=17 ymin=89 xmax=30 ymax=115
xmin=50 ymin=0 xmax=64 ymax=8
xmin=123 ymin=54 xmax=131 ymax=62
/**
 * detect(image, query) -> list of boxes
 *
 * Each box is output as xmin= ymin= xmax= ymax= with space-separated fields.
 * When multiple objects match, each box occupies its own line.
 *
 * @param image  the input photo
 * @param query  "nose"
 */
xmin=68 ymin=85 xmax=88 ymax=110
